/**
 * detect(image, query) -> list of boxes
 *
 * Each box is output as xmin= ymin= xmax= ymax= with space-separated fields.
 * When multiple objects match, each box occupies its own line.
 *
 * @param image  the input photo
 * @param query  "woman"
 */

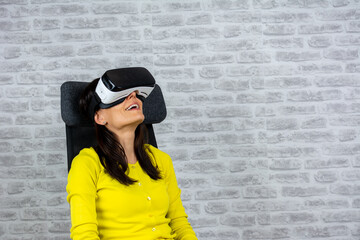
xmin=66 ymin=68 xmax=198 ymax=240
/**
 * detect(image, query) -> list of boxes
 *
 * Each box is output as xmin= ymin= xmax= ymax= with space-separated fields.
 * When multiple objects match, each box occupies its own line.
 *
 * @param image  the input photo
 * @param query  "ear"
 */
xmin=94 ymin=110 xmax=106 ymax=125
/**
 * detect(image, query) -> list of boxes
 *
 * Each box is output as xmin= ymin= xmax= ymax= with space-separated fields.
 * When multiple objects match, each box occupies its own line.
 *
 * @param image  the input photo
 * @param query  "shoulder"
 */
xmin=145 ymin=144 xmax=172 ymax=170
xmin=70 ymin=147 xmax=102 ymax=173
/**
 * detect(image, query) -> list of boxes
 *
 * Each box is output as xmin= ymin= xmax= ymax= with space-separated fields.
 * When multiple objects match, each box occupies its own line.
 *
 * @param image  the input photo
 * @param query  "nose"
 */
xmin=126 ymin=91 xmax=137 ymax=99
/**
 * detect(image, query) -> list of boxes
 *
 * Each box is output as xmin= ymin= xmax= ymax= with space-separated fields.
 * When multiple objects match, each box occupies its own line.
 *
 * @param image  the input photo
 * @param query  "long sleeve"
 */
xmin=66 ymin=148 xmax=100 ymax=240
xmin=160 ymin=149 xmax=198 ymax=240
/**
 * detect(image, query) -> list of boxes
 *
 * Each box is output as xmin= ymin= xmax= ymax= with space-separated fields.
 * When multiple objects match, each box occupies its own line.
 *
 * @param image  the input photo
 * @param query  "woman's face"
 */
xmin=95 ymin=91 xmax=144 ymax=132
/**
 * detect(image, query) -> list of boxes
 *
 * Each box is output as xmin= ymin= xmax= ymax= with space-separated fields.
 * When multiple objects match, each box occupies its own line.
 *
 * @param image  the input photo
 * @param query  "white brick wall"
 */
xmin=0 ymin=0 xmax=360 ymax=239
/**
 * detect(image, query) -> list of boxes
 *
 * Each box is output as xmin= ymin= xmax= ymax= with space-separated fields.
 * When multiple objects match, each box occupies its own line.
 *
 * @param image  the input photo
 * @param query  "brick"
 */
xmin=205 ymin=202 xmax=229 ymax=214
xmin=335 ymin=35 xmax=360 ymax=46
xmin=186 ymin=13 xmax=212 ymax=25
xmin=4 ymin=46 xmax=21 ymax=59
xmin=308 ymin=35 xmax=333 ymax=48
xmin=6 ymin=86 xmax=43 ymax=98
xmin=92 ymin=2 xmax=137 ymax=14
xmin=35 ymin=127 xmax=64 ymax=138
xmin=214 ymin=12 xmax=261 ymax=22
xmin=154 ymin=55 xmax=187 ymax=66
xmin=214 ymin=78 xmax=249 ymax=91
xmin=223 ymin=25 xmax=262 ymax=37
xmin=232 ymin=200 xmax=301 ymax=212
xmin=263 ymin=24 xmax=296 ymax=35
xmin=195 ymin=189 xmax=240 ymax=200
xmin=315 ymin=75 xmax=360 ymax=87
xmin=304 ymin=198 xmax=350 ymax=210
xmin=152 ymin=14 xmax=184 ymax=26
xmin=331 ymin=183 xmax=360 ymax=195
xmin=41 ymin=4 xmax=87 ymax=16
xmin=199 ymin=66 xmax=223 ymax=78
xmin=9 ymin=222 xmax=47 ymax=234
xmin=295 ymin=225 xmax=348 ymax=238
xmin=323 ymin=143 xmax=360 ymax=156
xmin=305 ymin=158 xmax=349 ymax=169
xmin=243 ymin=186 xmax=277 ymax=198
xmin=286 ymin=0 xmax=329 ymax=7
xmin=33 ymin=18 xmax=60 ymax=30
xmin=0 ymin=127 xmax=31 ymax=139
xmin=314 ymin=170 xmax=338 ymax=183
xmin=259 ymin=212 xmax=317 ymax=225
xmin=213 ymin=173 xmax=264 ymax=186
xmin=322 ymin=210 xmax=360 ymax=222
xmin=164 ymin=2 xmax=201 ymax=11
xmin=209 ymin=39 xmax=261 ymax=51
xmin=56 ymin=32 xmax=92 ymax=42
xmin=166 ymin=81 xmax=211 ymax=92
xmin=177 ymin=178 xmax=210 ymax=188
xmin=7 ymin=182 xmax=25 ymax=194
xmin=64 ymin=17 xmax=118 ymax=29
xmin=264 ymin=77 xmax=311 ymax=89
xmin=0 ymin=196 xmax=42 ymax=208
xmin=276 ymin=51 xmax=321 ymax=62
xmin=0 ymin=75 xmax=13 ymax=84
xmin=299 ymin=23 xmax=343 ymax=34
xmin=191 ymin=148 xmax=217 ymax=160
xmin=0 ymin=210 xmax=17 ymax=221
xmin=190 ymin=54 xmax=234 ymax=65
xmin=188 ymin=217 xmax=217 ymax=228
xmin=0 ymin=32 xmax=49 ymax=44
xmin=220 ymin=214 xmax=255 ymax=226
xmin=154 ymin=68 xmax=195 ymax=79
xmin=316 ymin=9 xmax=360 ymax=20
xmin=0 ymin=20 xmax=30 ymax=31
xmin=178 ymin=120 xmax=232 ymax=133
xmin=278 ymin=105 xmax=316 ymax=115
xmin=263 ymin=37 xmax=304 ymax=48
xmin=167 ymin=107 xmax=202 ymax=119
xmin=0 ymin=154 xmax=33 ymax=166
xmin=152 ymin=27 xmax=221 ymax=40
xmin=0 ymin=142 xmax=12 ymax=153
xmin=21 ymin=208 xmax=47 ymax=220
xmin=298 ymin=63 xmax=342 ymax=74
xmin=230 ymin=159 xmax=268 ymax=173
xmin=301 ymin=117 xmax=327 ymax=129
xmin=347 ymin=21 xmax=360 ymax=32
xmin=242 ymin=228 xmax=290 ymax=239
xmin=269 ymin=159 xmax=302 ymax=170
xmin=206 ymin=105 xmax=252 ymax=118
xmin=338 ymin=129 xmax=357 ymax=142
xmin=0 ymin=60 xmax=37 ymax=72
xmin=15 ymin=113 xmax=52 ymax=125
xmin=346 ymin=63 xmax=360 ymax=72
xmin=47 ymin=194 xmax=67 ymax=207
xmin=220 ymin=146 xmax=266 ymax=158
xmin=266 ymin=118 xmax=298 ymax=130
xmin=295 ymin=85 xmax=318 ymax=102
xmin=237 ymin=51 xmax=271 ymax=63
xmin=342 ymin=170 xmax=360 ymax=181
xmin=13 ymin=140 xmax=44 ymax=152
xmin=49 ymin=221 xmax=71 ymax=233
xmin=97 ymin=30 xmax=141 ymax=41
xmin=204 ymin=0 xmax=250 ymax=9
xmin=324 ymin=48 xmax=359 ymax=60
xmin=282 ymin=186 xmax=327 ymax=197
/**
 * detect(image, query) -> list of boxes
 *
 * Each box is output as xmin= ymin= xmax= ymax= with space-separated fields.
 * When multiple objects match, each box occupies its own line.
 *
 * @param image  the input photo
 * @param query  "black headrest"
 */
xmin=61 ymin=81 xmax=167 ymax=127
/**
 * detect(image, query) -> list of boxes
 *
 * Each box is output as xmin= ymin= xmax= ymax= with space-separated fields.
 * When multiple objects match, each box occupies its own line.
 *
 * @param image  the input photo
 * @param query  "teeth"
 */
xmin=126 ymin=104 xmax=139 ymax=110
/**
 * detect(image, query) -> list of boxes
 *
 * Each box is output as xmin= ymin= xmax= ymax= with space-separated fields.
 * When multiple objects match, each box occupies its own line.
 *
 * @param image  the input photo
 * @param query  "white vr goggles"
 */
xmin=88 ymin=67 xmax=155 ymax=118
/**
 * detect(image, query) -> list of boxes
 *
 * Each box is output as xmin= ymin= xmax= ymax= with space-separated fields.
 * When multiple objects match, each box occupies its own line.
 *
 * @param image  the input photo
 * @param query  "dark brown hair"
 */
xmin=79 ymin=78 xmax=162 ymax=185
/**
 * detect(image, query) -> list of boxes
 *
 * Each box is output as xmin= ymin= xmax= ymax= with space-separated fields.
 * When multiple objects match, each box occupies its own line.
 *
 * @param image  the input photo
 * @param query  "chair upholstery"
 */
xmin=60 ymin=81 xmax=167 ymax=171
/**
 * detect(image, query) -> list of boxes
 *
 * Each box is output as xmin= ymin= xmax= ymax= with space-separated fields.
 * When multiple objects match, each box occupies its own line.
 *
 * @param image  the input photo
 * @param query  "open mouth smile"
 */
xmin=126 ymin=104 xmax=140 ymax=111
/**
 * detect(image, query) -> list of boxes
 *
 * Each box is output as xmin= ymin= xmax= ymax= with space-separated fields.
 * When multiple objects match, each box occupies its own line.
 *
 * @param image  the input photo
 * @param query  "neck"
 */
xmin=115 ymin=128 xmax=137 ymax=164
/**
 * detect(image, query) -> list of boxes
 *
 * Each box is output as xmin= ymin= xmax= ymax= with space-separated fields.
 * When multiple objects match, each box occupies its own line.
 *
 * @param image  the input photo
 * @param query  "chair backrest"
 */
xmin=60 ymin=81 xmax=167 ymax=171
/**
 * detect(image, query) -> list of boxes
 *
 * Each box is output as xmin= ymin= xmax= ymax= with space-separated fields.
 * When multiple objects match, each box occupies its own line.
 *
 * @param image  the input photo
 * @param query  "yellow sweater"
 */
xmin=66 ymin=145 xmax=197 ymax=240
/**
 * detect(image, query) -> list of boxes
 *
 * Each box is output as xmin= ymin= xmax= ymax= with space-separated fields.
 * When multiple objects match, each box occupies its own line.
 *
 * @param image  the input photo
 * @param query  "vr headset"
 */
xmin=88 ymin=67 xmax=155 ymax=118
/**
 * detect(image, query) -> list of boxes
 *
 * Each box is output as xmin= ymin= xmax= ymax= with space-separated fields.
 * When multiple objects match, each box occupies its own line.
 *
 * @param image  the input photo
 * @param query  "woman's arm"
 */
xmin=66 ymin=148 xmax=100 ymax=240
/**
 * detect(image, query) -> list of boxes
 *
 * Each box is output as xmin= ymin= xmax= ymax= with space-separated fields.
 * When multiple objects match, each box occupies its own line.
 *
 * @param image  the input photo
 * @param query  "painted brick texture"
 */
xmin=0 ymin=0 xmax=360 ymax=239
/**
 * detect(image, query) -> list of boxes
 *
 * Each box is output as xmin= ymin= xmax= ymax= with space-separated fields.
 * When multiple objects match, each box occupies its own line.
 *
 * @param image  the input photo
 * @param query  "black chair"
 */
xmin=60 ymin=81 xmax=167 ymax=171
